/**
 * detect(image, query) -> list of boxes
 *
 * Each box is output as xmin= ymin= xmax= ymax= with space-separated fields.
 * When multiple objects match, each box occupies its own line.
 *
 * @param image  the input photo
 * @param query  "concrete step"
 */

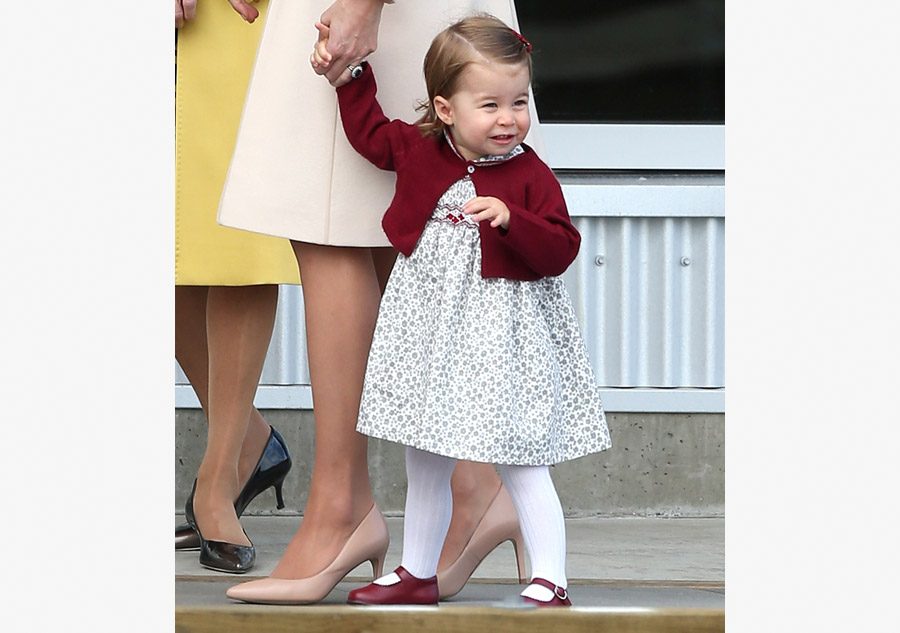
xmin=175 ymin=515 xmax=724 ymax=584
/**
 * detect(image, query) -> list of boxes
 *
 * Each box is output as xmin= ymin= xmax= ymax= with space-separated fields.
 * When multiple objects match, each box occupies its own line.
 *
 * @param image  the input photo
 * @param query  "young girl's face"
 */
xmin=434 ymin=61 xmax=531 ymax=161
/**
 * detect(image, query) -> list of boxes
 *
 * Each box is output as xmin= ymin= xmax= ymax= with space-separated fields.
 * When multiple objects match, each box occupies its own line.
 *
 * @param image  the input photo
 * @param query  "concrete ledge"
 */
xmin=175 ymin=605 xmax=725 ymax=633
xmin=176 ymin=411 xmax=724 ymax=517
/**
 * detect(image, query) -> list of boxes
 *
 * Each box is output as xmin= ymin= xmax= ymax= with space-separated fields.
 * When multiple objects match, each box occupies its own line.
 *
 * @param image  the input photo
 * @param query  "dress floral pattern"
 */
xmin=356 ymin=147 xmax=611 ymax=465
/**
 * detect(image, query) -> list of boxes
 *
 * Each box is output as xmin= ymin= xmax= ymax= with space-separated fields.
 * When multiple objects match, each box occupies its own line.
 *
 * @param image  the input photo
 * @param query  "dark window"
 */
xmin=517 ymin=0 xmax=724 ymax=124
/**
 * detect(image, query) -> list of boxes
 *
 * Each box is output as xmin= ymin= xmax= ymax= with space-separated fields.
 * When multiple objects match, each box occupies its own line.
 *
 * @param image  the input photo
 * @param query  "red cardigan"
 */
xmin=336 ymin=64 xmax=580 ymax=281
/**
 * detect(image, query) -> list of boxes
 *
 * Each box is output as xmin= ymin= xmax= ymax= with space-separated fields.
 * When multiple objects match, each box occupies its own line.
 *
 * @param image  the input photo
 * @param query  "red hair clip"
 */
xmin=511 ymin=29 xmax=532 ymax=52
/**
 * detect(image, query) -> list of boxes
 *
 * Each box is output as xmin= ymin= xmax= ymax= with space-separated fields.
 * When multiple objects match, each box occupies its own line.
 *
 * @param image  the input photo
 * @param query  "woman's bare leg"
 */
xmin=176 ymin=286 xmax=278 ymax=502
xmin=177 ymin=284 xmax=278 ymax=546
xmin=175 ymin=286 xmax=212 ymax=411
xmin=176 ymin=285 xmax=277 ymax=495
xmin=437 ymin=461 xmax=504 ymax=570
xmin=261 ymin=243 xmax=507 ymax=576
xmin=269 ymin=243 xmax=384 ymax=579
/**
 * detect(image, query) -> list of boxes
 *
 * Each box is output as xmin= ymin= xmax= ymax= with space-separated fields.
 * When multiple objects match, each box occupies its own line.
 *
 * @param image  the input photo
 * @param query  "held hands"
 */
xmin=463 ymin=197 xmax=511 ymax=230
xmin=310 ymin=0 xmax=385 ymax=85
xmin=175 ymin=1 xmax=260 ymax=29
xmin=310 ymin=24 xmax=353 ymax=88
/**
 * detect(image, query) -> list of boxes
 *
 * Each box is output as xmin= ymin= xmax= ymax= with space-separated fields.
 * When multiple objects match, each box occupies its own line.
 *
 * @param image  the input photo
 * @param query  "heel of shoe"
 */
xmin=234 ymin=425 xmax=293 ymax=517
xmin=369 ymin=546 xmax=388 ymax=579
xmin=184 ymin=480 xmax=198 ymax=530
xmin=511 ymin=529 xmax=526 ymax=584
xmin=274 ymin=481 xmax=286 ymax=510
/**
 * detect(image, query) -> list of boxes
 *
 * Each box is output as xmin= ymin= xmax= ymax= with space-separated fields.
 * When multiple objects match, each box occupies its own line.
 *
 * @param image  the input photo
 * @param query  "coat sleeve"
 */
xmin=498 ymin=159 xmax=581 ymax=277
xmin=335 ymin=63 xmax=417 ymax=172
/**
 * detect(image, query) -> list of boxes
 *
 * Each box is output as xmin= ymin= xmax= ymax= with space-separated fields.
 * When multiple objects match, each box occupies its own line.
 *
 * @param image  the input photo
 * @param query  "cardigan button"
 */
xmin=467 ymin=165 xmax=475 ymax=174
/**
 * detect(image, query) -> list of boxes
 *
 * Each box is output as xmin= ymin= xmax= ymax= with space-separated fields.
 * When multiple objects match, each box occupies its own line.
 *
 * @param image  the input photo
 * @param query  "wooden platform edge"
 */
xmin=176 ymin=574 xmax=725 ymax=589
xmin=175 ymin=605 xmax=725 ymax=633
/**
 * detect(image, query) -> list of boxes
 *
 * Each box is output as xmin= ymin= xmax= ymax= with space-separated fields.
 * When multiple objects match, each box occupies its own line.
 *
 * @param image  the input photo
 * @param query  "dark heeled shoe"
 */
xmin=185 ymin=481 xmax=256 ymax=574
xmin=176 ymin=425 xmax=291 ymax=551
xmin=234 ymin=425 xmax=292 ymax=515
xmin=175 ymin=522 xmax=200 ymax=551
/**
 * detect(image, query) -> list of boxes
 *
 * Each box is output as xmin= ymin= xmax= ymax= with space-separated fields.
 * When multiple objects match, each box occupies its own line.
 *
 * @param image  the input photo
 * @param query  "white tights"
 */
xmin=389 ymin=446 xmax=567 ymax=600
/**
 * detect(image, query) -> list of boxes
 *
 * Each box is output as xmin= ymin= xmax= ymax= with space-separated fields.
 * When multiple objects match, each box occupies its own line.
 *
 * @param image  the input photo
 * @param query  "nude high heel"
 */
xmin=225 ymin=504 xmax=390 ymax=605
xmin=436 ymin=482 xmax=527 ymax=599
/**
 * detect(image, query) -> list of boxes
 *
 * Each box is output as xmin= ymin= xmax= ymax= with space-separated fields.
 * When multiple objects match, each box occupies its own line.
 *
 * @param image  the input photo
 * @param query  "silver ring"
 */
xmin=347 ymin=64 xmax=363 ymax=79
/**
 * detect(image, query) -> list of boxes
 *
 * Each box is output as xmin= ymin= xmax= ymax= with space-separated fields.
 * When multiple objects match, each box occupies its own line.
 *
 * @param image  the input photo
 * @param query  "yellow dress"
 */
xmin=175 ymin=0 xmax=300 ymax=286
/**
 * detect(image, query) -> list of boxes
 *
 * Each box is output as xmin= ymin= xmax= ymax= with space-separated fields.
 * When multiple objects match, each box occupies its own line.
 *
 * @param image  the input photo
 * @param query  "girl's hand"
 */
xmin=463 ymin=196 xmax=511 ymax=230
xmin=310 ymin=23 xmax=333 ymax=70
xmin=316 ymin=0 xmax=385 ymax=84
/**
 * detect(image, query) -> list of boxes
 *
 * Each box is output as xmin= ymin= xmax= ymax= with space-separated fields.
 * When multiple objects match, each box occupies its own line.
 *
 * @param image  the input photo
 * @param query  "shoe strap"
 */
xmin=529 ymin=577 xmax=567 ymax=600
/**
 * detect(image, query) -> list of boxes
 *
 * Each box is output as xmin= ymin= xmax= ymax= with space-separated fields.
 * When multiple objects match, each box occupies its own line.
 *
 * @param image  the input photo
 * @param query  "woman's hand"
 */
xmin=314 ymin=0 xmax=386 ymax=85
xmin=226 ymin=0 xmax=261 ymax=23
xmin=175 ymin=0 xmax=195 ymax=28
xmin=310 ymin=23 xmax=353 ymax=87
xmin=463 ymin=196 xmax=511 ymax=230
xmin=176 ymin=1 xmax=261 ymax=29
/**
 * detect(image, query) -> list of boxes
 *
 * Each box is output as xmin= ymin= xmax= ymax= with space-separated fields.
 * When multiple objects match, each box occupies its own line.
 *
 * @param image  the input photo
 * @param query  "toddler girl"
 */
xmin=313 ymin=14 xmax=611 ymax=607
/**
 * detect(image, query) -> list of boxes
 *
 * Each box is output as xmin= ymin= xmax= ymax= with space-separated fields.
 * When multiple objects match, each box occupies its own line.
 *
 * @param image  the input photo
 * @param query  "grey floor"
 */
xmin=175 ymin=515 xmax=724 ymax=609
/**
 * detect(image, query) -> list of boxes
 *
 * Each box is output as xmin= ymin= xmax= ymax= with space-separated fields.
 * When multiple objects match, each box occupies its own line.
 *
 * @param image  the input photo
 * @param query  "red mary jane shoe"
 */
xmin=347 ymin=566 xmax=439 ymax=605
xmin=522 ymin=578 xmax=572 ymax=607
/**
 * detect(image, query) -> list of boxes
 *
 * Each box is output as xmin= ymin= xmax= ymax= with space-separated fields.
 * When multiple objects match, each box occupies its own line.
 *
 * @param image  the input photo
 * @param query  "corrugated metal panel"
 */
xmin=178 ymin=217 xmax=724 ymax=392
xmin=563 ymin=216 xmax=724 ymax=388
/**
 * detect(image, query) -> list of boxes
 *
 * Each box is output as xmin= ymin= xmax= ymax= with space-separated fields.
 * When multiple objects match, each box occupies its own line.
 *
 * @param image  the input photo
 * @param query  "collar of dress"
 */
xmin=443 ymin=130 xmax=524 ymax=165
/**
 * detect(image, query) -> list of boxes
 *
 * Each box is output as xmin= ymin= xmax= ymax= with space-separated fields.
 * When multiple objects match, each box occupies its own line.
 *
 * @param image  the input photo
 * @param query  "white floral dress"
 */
xmin=356 ymin=145 xmax=611 ymax=465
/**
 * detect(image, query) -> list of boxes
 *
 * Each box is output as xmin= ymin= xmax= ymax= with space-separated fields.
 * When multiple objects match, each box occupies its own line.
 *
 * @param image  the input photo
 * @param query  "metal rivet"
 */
xmin=681 ymin=257 xmax=691 ymax=266
xmin=595 ymin=255 xmax=605 ymax=266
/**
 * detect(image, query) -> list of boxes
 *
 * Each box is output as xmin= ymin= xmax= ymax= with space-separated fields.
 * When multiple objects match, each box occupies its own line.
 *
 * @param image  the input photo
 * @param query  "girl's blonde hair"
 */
xmin=416 ymin=14 xmax=533 ymax=138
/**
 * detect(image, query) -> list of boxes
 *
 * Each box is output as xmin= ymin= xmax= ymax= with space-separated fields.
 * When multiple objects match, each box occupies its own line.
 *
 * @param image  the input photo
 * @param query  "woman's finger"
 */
xmin=226 ymin=0 xmax=260 ymax=23
xmin=182 ymin=0 xmax=196 ymax=22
